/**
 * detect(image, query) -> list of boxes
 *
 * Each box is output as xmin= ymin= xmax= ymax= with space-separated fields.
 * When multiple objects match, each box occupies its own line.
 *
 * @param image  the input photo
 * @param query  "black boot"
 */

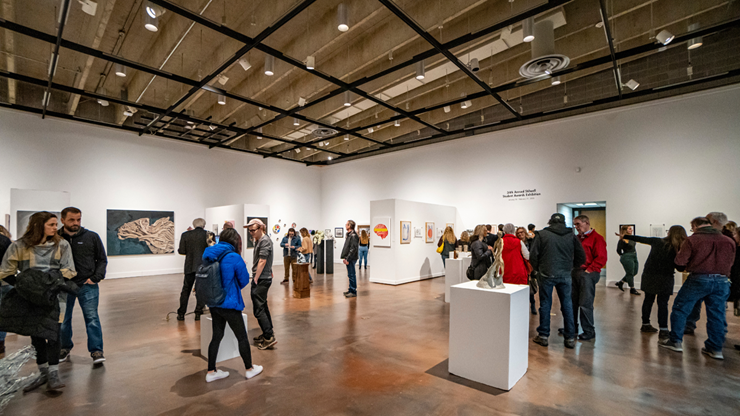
xmin=46 ymin=369 xmax=65 ymax=392
xmin=615 ymin=281 xmax=624 ymax=291
xmin=23 ymin=367 xmax=49 ymax=392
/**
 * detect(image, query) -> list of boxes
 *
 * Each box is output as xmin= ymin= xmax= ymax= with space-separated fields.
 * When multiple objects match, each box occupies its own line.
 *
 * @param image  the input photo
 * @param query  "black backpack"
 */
xmin=195 ymin=250 xmax=230 ymax=306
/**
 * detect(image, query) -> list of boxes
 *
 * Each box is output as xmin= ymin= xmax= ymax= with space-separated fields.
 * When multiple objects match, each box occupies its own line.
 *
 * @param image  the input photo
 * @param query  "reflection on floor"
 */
xmin=4 ymin=265 xmax=739 ymax=415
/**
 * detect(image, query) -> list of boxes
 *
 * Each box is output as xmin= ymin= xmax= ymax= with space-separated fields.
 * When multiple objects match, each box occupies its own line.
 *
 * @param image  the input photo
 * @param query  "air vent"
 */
xmin=519 ymin=19 xmax=570 ymax=79
xmin=312 ymin=127 xmax=338 ymax=137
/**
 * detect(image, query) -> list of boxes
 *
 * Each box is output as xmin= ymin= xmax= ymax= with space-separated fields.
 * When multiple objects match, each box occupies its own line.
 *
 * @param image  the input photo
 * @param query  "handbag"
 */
xmin=436 ymin=242 xmax=444 ymax=254
xmin=466 ymin=264 xmax=475 ymax=280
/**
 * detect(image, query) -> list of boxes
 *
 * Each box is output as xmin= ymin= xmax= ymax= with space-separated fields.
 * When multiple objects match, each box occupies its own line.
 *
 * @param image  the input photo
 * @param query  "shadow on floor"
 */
xmin=425 ymin=359 xmax=506 ymax=397
xmin=170 ymin=367 xmax=242 ymax=398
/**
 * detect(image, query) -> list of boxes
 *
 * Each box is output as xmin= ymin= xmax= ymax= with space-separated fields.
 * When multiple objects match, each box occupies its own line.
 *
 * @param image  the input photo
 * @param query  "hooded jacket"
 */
xmin=530 ymin=223 xmax=586 ymax=278
xmin=60 ymin=227 xmax=107 ymax=286
xmin=202 ymin=241 xmax=250 ymax=310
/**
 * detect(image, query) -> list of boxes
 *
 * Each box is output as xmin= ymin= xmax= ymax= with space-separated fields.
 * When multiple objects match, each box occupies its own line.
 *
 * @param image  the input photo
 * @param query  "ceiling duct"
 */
xmin=519 ymin=20 xmax=569 ymax=79
xmin=312 ymin=127 xmax=339 ymax=137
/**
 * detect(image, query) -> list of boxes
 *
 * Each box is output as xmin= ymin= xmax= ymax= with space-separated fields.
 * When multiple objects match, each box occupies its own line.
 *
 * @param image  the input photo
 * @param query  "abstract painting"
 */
xmin=246 ymin=216 xmax=268 ymax=248
xmin=400 ymin=221 xmax=411 ymax=244
xmin=372 ymin=217 xmax=391 ymax=247
xmin=425 ymin=222 xmax=435 ymax=243
xmin=335 ymin=227 xmax=344 ymax=239
xmin=414 ymin=227 xmax=423 ymax=238
xmin=107 ymin=210 xmax=174 ymax=256
xmin=17 ymin=210 xmax=61 ymax=237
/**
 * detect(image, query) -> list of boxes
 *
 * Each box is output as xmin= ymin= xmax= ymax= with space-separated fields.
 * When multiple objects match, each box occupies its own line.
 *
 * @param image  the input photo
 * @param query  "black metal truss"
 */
xmin=598 ymin=0 xmax=622 ymax=99
xmin=42 ymin=0 xmax=71 ymax=118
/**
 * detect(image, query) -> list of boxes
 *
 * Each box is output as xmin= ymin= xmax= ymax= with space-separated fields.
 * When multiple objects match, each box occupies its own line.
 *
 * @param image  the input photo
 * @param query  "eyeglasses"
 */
xmin=247 ymin=228 xmax=259 ymax=233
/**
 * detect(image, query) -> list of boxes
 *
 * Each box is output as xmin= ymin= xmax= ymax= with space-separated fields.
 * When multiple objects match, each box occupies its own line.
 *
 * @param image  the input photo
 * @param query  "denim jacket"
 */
xmin=280 ymin=235 xmax=302 ymax=258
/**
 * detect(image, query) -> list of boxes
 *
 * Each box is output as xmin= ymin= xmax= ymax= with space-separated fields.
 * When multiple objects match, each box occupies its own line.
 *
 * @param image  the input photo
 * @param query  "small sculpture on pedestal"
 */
xmin=477 ymin=237 xmax=505 ymax=290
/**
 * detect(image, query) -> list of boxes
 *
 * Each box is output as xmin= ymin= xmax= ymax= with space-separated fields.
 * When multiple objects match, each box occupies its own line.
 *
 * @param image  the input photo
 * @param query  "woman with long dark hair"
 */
xmin=624 ymin=225 xmax=687 ymax=338
xmin=616 ymin=225 xmax=640 ymax=295
xmin=203 ymin=228 xmax=263 ymax=383
xmin=0 ymin=211 xmax=76 ymax=393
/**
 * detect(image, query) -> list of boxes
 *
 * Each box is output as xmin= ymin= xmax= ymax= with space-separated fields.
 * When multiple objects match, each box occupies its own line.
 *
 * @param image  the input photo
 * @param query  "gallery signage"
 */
xmin=502 ymin=188 xmax=541 ymax=201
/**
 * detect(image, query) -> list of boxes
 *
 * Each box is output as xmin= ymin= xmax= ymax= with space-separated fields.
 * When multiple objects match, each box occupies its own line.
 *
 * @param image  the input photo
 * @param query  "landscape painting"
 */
xmin=107 ymin=210 xmax=175 ymax=256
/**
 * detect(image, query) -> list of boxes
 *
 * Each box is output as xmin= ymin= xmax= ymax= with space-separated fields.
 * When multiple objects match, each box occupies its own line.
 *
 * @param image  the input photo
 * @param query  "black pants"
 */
xmin=178 ymin=272 xmax=204 ymax=316
xmin=642 ymin=293 xmax=671 ymax=328
xmin=31 ymin=325 xmax=61 ymax=366
xmin=571 ymin=270 xmax=600 ymax=337
xmin=250 ymin=278 xmax=274 ymax=338
xmin=208 ymin=307 xmax=252 ymax=371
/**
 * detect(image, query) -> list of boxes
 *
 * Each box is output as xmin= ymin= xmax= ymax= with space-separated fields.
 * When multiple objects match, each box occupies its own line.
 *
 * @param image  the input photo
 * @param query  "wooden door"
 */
xmin=579 ymin=209 xmax=606 ymax=237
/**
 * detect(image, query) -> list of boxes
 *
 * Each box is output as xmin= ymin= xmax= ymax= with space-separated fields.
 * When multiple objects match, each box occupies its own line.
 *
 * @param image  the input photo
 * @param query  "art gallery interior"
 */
xmin=0 ymin=0 xmax=739 ymax=414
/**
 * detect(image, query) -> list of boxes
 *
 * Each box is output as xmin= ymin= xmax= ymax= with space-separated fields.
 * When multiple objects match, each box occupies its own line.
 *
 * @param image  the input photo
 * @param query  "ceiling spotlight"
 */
xmin=687 ymin=23 xmax=702 ymax=50
xmin=522 ymin=17 xmax=535 ymax=42
xmin=343 ymin=91 xmax=352 ymax=107
xmin=145 ymin=2 xmax=166 ymax=18
xmin=394 ymin=119 xmax=400 ymax=127
xmin=443 ymin=105 xmax=451 ymax=113
xmin=328 ymin=156 xmax=332 ymax=161
xmin=217 ymin=74 xmax=229 ymax=85
xmin=295 ymin=148 xmax=301 ymax=154
xmin=298 ymin=97 xmax=307 ymax=107
xmin=123 ymin=106 xmax=137 ymax=117
xmin=217 ymin=94 xmax=226 ymax=105
xmin=293 ymin=118 xmax=300 ymax=126
xmin=623 ymin=79 xmax=639 ymax=90
xmin=595 ymin=21 xmax=604 ymax=29
xmin=78 ymin=1 xmax=97 ymax=17
xmin=97 ymin=99 xmax=109 ymax=107
xmin=306 ymin=55 xmax=315 ymax=70
xmin=238 ymin=57 xmax=252 ymax=71
xmin=185 ymin=125 xmax=194 ymax=130
xmin=344 ymin=135 xmax=349 ymax=140
xmin=656 ymin=29 xmax=674 ymax=46
xmin=114 ymin=63 xmax=127 ymax=77
xmin=319 ymin=142 xmax=324 ymax=147
xmin=264 ymin=55 xmax=274 ymax=76
xmin=209 ymin=125 xmax=216 ymax=131
xmin=325 ymin=142 xmax=330 ymax=146
xmin=461 ymin=100 xmax=472 ymax=109
xmin=551 ymin=76 xmax=561 ymax=86
xmin=337 ymin=3 xmax=349 ymax=32
xmin=415 ymin=61 xmax=425 ymax=80
xmin=368 ymin=127 xmax=374 ymax=133
xmin=468 ymin=58 xmax=480 ymax=72
xmin=144 ymin=13 xmax=159 ymax=32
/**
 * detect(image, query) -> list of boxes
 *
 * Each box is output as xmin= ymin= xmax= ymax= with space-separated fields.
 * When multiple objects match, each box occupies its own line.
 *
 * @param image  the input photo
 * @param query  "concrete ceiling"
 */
xmin=1 ymin=0 xmax=739 ymax=165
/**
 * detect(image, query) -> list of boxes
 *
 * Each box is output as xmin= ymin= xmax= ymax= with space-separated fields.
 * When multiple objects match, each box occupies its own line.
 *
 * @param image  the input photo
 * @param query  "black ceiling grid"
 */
xmin=41 ymin=0 xmax=71 ymax=118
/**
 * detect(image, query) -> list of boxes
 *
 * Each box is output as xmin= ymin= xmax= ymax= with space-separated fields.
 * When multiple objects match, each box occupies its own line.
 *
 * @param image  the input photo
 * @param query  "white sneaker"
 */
xmin=205 ymin=369 xmax=230 ymax=383
xmin=246 ymin=365 xmax=263 ymax=379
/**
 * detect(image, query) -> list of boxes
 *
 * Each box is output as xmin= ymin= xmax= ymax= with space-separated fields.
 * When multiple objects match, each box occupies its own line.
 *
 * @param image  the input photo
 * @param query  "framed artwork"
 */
xmin=425 ymin=222 xmax=435 ymax=243
xmin=400 ymin=221 xmax=411 ymax=244
xmin=372 ymin=217 xmax=391 ymax=247
xmin=335 ymin=227 xmax=344 ymax=238
xmin=619 ymin=224 xmax=636 ymax=236
xmin=325 ymin=228 xmax=333 ymax=239
xmin=291 ymin=222 xmax=297 ymax=228
xmin=414 ymin=227 xmax=423 ymax=238
xmin=17 ymin=210 xmax=61 ymax=237
xmin=650 ymin=224 xmax=666 ymax=237
xmin=358 ymin=225 xmax=370 ymax=239
xmin=273 ymin=224 xmax=281 ymax=234
xmin=246 ymin=216 xmax=268 ymax=248
xmin=436 ymin=228 xmax=444 ymax=240
xmin=107 ymin=210 xmax=175 ymax=256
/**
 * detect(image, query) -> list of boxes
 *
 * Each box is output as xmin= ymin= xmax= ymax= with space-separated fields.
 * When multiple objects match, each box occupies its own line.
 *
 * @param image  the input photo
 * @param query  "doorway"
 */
xmin=556 ymin=201 xmax=607 ymax=284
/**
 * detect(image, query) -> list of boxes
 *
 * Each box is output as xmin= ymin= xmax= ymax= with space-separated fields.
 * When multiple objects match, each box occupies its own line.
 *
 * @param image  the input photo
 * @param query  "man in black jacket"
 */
xmin=485 ymin=224 xmax=499 ymax=247
xmin=529 ymin=213 xmax=586 ymax=349
xmin=58 ymin=207 xmax=108 ymax=365
xmin=341 ymin=220 xmax=360 ymax=298
xmin=177 ymin=218 xmax=209 ymax=321
xmin=0 ymin=231 xmax=11 ymax=354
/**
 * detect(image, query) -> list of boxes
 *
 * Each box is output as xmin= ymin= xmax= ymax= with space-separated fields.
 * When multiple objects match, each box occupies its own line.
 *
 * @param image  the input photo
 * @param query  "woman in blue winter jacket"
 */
xmin=203 ymin=228 xmax=263 ymax=382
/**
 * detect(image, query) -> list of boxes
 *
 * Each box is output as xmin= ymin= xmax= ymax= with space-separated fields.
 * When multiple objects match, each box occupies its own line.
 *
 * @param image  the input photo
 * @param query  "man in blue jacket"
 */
xmin=280 ymin=228 xmax=301 ymax=284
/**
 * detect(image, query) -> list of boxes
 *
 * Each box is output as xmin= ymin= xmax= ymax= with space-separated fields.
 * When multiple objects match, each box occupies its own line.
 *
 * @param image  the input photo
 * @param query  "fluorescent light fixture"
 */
xmin=585 ymin=203 xmax=598 ymax=206
xmin=656 ymin=29 xmax=674 ymax=45
xmin=217 ymin=94 xmax=226 ymax=105
xmin=687 ymin=23 xmax=702 ymax=50
xmin=306 ymin=55 xmax=315 ymax=70
xmin=293 ymin=118 xmax=300 ymax=126
xmin=443 ymin=106 xmax=451 ymax=113
xmin=145 ymin=2 xmax=166 ymax=18
xmin=415 ymin=61 xmax=425 ymax=80
xmin=114 ymin=63 xmax=127 ymax=77
xmin=522 ymin=17 xmax=535 ymax=42
xmin=337 ymin=3 xmax=349 ymax=32
xmin=238 ymin=57 xmax=252 ymax=71
xmin=343 ymin=91 xmax=352 ymax=107
xmin=264 ymin=55 xmax=274 ymax=76
xmin=298 ymin=97 xmax=306 ymax=107
xmin=623 ymin=79 xmax=639 ymax=90
xmin=78 ymin=0 xmax=97 ymax=16
xmin=551 ymin=76 xmax=561 ymax=85
xmin=217 ymin=74 xmax=229 ymax=85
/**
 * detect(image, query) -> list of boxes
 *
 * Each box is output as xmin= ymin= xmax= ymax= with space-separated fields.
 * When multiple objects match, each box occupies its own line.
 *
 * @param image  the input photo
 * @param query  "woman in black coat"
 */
xmin=728 ymin=227 xmax=740 ymax=316
xmin=625 ymin=225 xmax=687 ymax=339
xmin=469 ymin=225 xmax=493 ymax=280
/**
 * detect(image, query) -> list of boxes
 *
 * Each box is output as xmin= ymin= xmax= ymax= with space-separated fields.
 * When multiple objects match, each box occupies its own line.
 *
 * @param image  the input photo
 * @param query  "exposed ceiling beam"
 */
xmin=42 ymin=0 xmax=71 ymax=118
xmin=2 ymin=0 xmax=16 ymax=104
xmin=598 ymin=0 xmax=622 ymax=99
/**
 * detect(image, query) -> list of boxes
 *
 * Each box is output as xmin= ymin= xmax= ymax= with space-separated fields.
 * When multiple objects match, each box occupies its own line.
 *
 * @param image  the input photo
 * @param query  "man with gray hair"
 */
xmin=177 ymin=218 xmax=209 ymax=321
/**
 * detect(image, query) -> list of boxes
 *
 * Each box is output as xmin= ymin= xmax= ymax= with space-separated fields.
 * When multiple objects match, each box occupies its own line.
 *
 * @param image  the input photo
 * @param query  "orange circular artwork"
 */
xmin=427 ymin=227 xmax=433 ymax=238
xmin=374 ymin=224 xmax=389 ymax=239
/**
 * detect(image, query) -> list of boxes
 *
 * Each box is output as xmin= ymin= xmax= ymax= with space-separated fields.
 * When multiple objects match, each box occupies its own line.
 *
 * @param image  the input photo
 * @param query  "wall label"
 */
xmin=502 ymin=189 xmax=541 ymax=201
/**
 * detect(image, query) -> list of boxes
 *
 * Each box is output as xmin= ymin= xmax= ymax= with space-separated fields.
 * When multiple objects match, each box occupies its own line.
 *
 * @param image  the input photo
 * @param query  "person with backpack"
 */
xmin=199 ymin=228 xmax=263 ymax=383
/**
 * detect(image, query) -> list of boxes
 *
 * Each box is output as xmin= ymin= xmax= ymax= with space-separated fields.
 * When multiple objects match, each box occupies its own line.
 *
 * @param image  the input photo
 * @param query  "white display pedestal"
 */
xmin=200 ymin=313 xmax=249 ymax=363
xmin=448 ymin=281 xmax=529 ymax=391
xmin=444 ymin=257 xmax=471 ymax=303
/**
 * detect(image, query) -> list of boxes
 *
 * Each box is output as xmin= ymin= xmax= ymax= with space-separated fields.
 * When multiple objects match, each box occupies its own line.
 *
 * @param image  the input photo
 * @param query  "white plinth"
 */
xmin=200 ymin=313 xmax=249 ymax=363
xmin=444 ymin=257 xmax=471 ymax=303
xmin=449 ymin=281 xmax=529 ymax=391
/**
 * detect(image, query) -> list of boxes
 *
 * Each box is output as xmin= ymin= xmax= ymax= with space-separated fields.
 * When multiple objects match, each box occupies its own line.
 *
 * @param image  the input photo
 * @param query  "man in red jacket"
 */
xmin=571 ymin=215 xmax=607 ymax=341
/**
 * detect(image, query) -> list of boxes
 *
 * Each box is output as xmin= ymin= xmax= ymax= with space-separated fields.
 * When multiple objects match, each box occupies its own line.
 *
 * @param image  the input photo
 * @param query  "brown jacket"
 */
xmin=299 ymin=236 xmax=314 ymax=254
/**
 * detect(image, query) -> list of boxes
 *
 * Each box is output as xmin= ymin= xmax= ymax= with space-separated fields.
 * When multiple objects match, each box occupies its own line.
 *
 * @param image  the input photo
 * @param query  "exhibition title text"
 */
xmin=502 ymin=189 xmax=541 ymax=201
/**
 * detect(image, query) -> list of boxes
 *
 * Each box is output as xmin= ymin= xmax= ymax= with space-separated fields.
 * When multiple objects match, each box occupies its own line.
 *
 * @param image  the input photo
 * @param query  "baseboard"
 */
xmin=370 ymin=273 xmax=443 ymax=286
xmin=106 ymin=268 xmax=182 ymax=279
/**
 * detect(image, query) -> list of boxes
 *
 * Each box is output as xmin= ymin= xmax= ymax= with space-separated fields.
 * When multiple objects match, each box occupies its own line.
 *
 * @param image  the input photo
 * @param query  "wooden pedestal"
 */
xmin=293 ymin=263 xmax=311 ymax=298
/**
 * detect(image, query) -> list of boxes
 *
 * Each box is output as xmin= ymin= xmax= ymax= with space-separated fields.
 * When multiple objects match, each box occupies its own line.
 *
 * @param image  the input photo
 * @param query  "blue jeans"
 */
xmin=669 ymin=274 xmax=730 ymax=351
xmin=0 ymin=285 xmax=11 ymax=342
xmin=537 ymin=275 xmax=575 ymax=339
xmin=347 ymin=260 xmax=357 ymax=294
xmin=61 ymin=283 xmax=104 ymax=353
xmin=685 ymin=299 xmax=703 ymax=331
xmin=358 ymin=246 xmax=368 ymax=268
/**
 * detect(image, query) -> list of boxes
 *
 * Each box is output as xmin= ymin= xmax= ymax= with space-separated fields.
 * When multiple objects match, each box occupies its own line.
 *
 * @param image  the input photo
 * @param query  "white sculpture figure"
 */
xmin=477 ymin=237 xmax=505 ymax=289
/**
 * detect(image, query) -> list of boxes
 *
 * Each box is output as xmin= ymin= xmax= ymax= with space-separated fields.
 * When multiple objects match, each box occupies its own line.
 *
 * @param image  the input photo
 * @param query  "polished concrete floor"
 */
xmin=4 ymin=266 xmax=739 ymax=416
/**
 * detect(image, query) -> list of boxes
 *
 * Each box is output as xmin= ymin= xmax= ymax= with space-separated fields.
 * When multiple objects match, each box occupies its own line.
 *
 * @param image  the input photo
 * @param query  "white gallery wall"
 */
xmin=0 ymin=109 xmax=322 ymax=278
xmin=321 ymin=85 xmax=740 ymax=287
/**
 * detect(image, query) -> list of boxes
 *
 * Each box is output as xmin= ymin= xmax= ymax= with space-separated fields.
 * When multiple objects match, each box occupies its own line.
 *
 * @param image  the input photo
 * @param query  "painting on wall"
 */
xmin=246 ymin=216 xmax=268 ymax=248
xmin=107 ymin=210 xmax=175 ymax=256
xmin=358 ymin=225 xmax=370 ymax=239
xmin=650 ymin=224 xmax=666 ymax=237
xmin=372 ymin=217 xmax=391 ymax=247
xmin=400 ymin=221 xmax=411 ymax=244
xmin=335 ymin=227 xmax=344 ymax=239
xmin=273 ymin=224 xmax=281 ymax=235
xmin=17 ymin=210 xmax=61 ymax=237
xmin=414 ymin=227 xmax=423 ymax=238
xmin=425 ymin=222 xmax=435 ymax=243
